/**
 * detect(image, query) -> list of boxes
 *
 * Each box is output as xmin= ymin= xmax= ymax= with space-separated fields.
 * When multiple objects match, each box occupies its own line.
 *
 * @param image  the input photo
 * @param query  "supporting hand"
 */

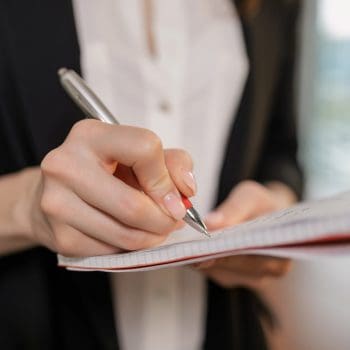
xmin=197 ymin=180 xmax=296 ymax=289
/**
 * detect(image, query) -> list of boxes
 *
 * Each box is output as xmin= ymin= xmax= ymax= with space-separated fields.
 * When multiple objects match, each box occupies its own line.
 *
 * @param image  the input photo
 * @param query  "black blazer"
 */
xmin=0 ymin=1 xmax=302 ymax=349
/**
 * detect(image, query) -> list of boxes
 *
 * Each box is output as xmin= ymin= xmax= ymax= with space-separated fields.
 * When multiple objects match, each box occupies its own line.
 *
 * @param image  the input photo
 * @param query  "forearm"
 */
xmin=0 ymin=168 xmax=39 ymax=256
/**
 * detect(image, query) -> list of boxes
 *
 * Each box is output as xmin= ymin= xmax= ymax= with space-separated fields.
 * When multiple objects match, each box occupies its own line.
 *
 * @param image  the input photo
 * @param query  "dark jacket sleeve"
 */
xmin=255 ymin=0 xmax=304 ymax=199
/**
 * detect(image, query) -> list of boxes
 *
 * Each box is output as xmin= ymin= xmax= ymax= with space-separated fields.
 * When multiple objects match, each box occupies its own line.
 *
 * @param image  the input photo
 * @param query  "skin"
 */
xmin=197 ymin=180 xmax=297 ymax=289
xmin=0 ymin=120 xmax=296 ymax=288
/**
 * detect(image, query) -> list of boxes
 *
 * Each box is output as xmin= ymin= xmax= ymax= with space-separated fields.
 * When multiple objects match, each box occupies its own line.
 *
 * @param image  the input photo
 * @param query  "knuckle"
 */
xmin=69 ymin=119 xmax=99 ymax=140
xmin=139 ymin=130 xmax=163 ymax=157
xmin=40 ymin=189 xmax=65 ymax=218
xmin=41 ymin=149 xmax=63 ymax=175
xmin=39 ymin=191 xmax=53 ymax=216
xmin=41 ymin=148 xmax=76 ymax=180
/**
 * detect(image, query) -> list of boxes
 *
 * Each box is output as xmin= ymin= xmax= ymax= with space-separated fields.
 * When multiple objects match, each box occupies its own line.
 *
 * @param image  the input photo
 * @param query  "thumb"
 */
xmin=205 ymin=191 xmax=256 ymax=231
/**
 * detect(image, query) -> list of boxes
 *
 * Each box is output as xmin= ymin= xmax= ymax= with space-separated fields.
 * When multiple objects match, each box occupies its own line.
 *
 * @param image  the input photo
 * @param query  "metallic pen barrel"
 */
xmin=58 ymin=68 xmax=118 ymax=125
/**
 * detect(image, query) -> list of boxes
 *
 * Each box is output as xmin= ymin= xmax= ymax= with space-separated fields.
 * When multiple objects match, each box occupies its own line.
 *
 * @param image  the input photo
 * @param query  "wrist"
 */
xmin=7 ymin=168 xmax=40 ymax=245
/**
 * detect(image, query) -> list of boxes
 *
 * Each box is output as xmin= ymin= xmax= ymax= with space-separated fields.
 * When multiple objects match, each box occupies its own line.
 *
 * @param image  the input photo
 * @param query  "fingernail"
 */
xmin=205 ymin=211 xmax=224 ymax=226
xmin=182 ymin=170 xmax=197 ymax=194
xmin=163 ymin=192 xmax=186 ymax=220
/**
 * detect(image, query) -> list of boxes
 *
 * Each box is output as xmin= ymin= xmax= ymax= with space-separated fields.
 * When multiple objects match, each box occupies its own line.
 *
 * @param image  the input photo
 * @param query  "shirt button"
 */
xmin=159 ymin=100 xmax=171 ymax=113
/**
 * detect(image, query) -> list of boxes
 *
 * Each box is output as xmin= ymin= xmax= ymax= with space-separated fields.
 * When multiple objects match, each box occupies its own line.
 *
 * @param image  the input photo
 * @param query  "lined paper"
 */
xmin=58 ymin=191 xmax=350 ymax=272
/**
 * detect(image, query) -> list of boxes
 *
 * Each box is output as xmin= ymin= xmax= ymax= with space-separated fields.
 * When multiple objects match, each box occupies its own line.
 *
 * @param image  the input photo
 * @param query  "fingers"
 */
xmin=205 ymin=181 xmax=260 ymax=230
xmin=41 ymin=174 xmax=177 ymax=238
xmin=48 ymin=222 xmax=120 ymax=257
xmin=210 ymin=255 xmax=292 ymax=278
xmin=205 ymin=181 xmax=277 ymax=231
xmin=164 ymin=149 xmax=196 ymax=197
xmin=202 ymin=268 xmax=271 ymax=290
xmin=66 ymin=120 xmax=186 ymax=220
xmin=63 ymin=199 xmax=165 ymax=252
xmin=199 ymin=255 xmax=292 ymax=289
xmin=41 ymin=180 xmax=167 ymax=254
xmin=39 ymin=120 xmax=198 ymax=256
xmin=193 ymin=259 xmax=217 ymax=269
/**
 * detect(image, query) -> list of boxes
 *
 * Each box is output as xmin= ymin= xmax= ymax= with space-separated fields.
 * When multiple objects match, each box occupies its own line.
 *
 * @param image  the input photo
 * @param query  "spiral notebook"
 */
xmin=58 ymin=191 xmax=350 ymax=272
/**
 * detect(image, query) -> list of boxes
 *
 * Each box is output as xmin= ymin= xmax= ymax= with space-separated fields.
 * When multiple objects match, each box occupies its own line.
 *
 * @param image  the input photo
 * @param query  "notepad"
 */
xmin=58 ymin=191 xmax=350 ymax=272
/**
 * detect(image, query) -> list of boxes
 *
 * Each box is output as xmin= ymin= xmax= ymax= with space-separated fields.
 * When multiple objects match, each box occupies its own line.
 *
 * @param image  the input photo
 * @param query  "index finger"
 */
xmin=69 ymin=120 xmax=186 ymax=220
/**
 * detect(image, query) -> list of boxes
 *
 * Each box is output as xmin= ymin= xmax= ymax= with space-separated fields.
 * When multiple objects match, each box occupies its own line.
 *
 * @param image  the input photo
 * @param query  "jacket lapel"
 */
xmin=3 ymin=1 xmax=118 ymax=348
xmin=239 ymin=1 xmax=285 ymax=179
xmin=58 ymin=269 xmax=119 ymax=350
xmin=2 ymin=0 xmax=82 ymax=162
xmin=208 ymin=3 xmax=285 ymax=349
xmin=217 ymin=0 xmax=285 ymax=204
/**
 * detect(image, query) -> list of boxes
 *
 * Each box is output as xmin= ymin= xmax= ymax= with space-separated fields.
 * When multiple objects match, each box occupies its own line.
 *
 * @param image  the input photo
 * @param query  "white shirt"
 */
xmin=73 ymin=1 xmax=248 ymax=349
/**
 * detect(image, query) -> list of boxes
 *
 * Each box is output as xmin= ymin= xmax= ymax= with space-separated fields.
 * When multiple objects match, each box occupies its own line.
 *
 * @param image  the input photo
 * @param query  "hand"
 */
xmin=22 ymin=120 xmax=196 ymax=257
xmin=196 ymin=180 xmax=297 ymax=289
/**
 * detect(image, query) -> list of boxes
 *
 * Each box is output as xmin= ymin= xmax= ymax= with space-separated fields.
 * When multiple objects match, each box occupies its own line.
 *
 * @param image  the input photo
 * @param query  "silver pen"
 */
xmin=58 ymin=68 xmax=209 ymax=237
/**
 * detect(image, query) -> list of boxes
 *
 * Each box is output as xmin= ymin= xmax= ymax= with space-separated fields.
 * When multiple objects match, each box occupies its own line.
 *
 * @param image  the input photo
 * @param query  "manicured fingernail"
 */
xmin=182 ymin=170 xmax=197 ymax=194
xmin=163 ymin=192 xmax=186 ymax=220
xmin=205 ymin=212 xmax=224 ymax=225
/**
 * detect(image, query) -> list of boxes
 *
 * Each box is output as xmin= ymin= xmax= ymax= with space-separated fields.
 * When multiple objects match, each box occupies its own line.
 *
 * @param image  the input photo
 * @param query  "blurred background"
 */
xmin=263 ymin=1 xmax=350 ymax=349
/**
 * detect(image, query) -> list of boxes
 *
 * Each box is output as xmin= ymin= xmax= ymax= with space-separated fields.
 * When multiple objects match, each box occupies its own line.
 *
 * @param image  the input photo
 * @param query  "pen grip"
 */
xmin=181 ymin=194 xmax=193 ymax=210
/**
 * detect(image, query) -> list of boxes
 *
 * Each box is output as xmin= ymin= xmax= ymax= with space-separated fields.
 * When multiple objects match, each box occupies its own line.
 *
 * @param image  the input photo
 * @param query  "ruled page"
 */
xmin=58 ymin=191 xmax=350 ymax=271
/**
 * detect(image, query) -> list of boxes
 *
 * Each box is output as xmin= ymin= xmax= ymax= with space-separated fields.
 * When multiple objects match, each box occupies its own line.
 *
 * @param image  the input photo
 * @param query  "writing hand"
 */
xmin=24 ymin=120 xmax=195 ymax=257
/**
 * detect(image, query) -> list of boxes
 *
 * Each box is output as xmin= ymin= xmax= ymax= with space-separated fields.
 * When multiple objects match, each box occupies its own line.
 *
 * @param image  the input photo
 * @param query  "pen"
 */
xmin=58 ymin=68 xmax=209 ymax=237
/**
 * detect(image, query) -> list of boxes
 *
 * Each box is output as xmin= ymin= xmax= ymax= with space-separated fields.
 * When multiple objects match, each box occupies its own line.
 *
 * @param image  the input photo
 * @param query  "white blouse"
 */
xmin=73 ymin=0 xmax=248 ymax=349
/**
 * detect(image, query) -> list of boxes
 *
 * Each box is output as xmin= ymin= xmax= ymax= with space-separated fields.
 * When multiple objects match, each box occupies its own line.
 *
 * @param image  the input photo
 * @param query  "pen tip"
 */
xmin=199 ymin=223 xmax=211 ymax=237
xmin=183 ymin=208 xmax=211 ymax=237
xmin=204 ymin=229 xmax=211 ymax=237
